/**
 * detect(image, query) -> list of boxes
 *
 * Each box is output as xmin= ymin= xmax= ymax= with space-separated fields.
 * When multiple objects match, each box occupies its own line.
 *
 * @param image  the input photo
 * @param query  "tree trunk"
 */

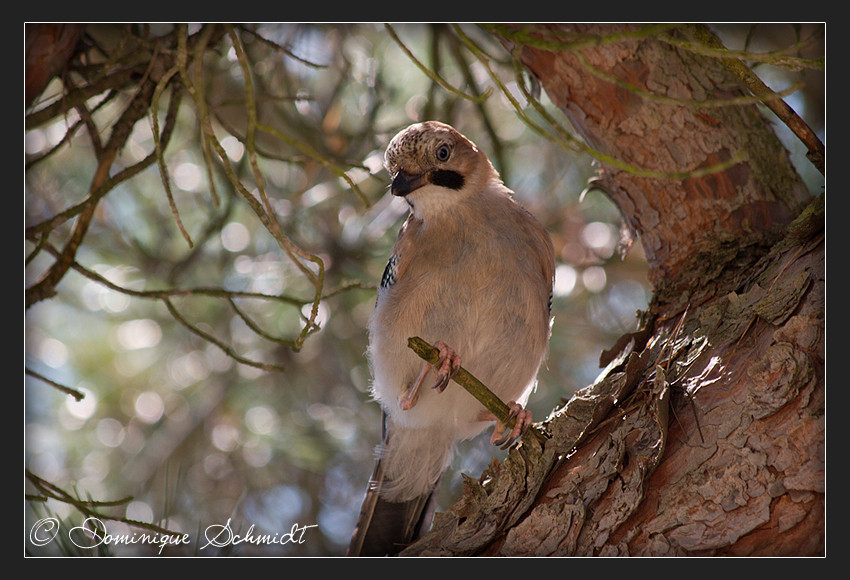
xmin=403 ymin=24 xmax=824 ymax=557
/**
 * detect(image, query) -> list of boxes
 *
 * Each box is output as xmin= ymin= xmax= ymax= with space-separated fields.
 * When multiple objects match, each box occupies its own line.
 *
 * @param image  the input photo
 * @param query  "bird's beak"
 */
xmin=390 ymin=170 xmax=429 ymax=197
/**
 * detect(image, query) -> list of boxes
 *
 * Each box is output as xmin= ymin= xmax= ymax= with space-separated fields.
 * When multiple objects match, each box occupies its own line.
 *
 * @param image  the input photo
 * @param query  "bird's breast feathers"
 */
xmin=368 ymin=121 xmax=555 ymax=433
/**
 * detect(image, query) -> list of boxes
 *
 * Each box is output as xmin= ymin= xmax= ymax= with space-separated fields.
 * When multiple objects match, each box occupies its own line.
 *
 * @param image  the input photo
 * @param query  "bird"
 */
xmin=347 ymin=121 xmax=555 ymax=556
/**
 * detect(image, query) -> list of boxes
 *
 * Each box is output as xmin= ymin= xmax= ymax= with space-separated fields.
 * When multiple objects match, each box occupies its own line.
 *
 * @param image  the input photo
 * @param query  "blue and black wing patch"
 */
xmin=380 ymin=254 xmax=399 ymax=289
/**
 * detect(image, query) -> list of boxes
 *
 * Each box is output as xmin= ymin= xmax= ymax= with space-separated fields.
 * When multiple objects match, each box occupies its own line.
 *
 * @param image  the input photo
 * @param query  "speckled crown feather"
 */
xmin=384 ymin=121 xmax=476 ymax=176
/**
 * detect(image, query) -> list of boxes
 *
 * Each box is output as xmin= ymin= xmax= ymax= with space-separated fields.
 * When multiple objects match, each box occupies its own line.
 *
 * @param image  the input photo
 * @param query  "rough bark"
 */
xmin=402 ymin=24 xmax=823 ymax=557
xmin=25 ymin=24 xmax=85 ymax=108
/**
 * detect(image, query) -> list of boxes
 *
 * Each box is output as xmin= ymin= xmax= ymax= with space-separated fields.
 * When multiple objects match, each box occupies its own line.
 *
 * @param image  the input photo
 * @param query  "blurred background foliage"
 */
xmin=25 ymin=23 xmax=824 ymax=555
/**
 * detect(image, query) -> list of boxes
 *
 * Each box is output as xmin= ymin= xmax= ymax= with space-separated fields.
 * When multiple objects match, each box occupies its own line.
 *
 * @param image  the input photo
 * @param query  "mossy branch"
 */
xmin=406 ymin=336 xmax=547 ymax=444
xmin=683 ymin=24 xmax=825 ymax=175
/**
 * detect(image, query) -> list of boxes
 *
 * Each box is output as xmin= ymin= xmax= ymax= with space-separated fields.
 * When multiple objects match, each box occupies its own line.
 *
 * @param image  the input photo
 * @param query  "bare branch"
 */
xmin=25 ymin=368 xmax=85 ymax=401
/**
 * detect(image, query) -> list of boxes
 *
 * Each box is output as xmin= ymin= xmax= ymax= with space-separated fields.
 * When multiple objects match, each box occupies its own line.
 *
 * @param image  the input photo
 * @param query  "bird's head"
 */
xmin=384 ymin=121 xmax=499 ymax=219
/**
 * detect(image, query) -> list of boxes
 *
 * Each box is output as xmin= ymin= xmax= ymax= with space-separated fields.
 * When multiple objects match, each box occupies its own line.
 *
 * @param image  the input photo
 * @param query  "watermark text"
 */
xmin=28 ymin=516 xmax=317 ymax=555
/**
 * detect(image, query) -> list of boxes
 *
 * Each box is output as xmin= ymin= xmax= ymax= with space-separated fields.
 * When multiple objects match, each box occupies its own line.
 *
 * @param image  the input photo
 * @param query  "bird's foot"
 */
xmin=431 ymin=341 xmax=461 ymax=393
xmin=398 ymin=341 xmax=461 ymax=411
xmin=490 ymin=401 xmax=533 ymax=448
xmin=399 ymin=360 xmax=430 ymax=410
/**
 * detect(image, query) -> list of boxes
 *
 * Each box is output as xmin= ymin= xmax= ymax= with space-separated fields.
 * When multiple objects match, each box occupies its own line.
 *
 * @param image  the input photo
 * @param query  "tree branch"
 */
xmin=683 ymin=24 xmax=825 ymax=175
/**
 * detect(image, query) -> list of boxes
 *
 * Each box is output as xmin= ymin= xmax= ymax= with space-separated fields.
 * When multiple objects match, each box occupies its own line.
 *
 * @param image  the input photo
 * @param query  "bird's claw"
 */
xmin=399 ymin=341 xmax=461 ymax=410
xmin=431 ymin=341 xmax=461 ymax=393
xmin=490 ymin=401 xmax=533 ymax=449
xmin=399 ymin=360 xmax=429 ymax=410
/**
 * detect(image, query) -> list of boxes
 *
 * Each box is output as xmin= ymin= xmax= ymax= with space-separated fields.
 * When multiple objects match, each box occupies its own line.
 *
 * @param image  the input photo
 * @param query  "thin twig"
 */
xmin=385 ymin=23 xmax=492 ymax=104
xmin=26 ymin=469 xmax=181 ymax=538
xmin=151 ymin=67 xmax=193 ymax=248
xmin=26 ymin=71 xmax=159 ymax=309
xmin=26 ymin=78 xmax=182 ymax=260
xmin=257 ymin=123 xmax=370 ymax=206
xmin=163 ymin=297 xmax=287 ymax=372
xmin=25 ymin=63 xmax=150 ymax=130
xmin=25 ymin=368 xmax=85 ymax=401
xmin=25 ymin=90 xmax=118 ymax=171
xmin=221 ymin=26 xmax=330 ymax=351
xmin=406 ymin=337 xmax=547 ymax=444
xmin=227 ymin=297 xmax=316 ymax=347
xmin=446 ymin=29 xmax=507 ymax=176
xmin=32 ymin=239 xmax=371 ymax=367
xmin=238 ymin=25 xmax=329 ymax=69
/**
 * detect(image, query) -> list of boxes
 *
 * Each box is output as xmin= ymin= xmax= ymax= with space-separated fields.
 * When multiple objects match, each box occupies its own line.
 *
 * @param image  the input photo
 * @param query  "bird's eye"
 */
xmin=436 ymin=144 xmax=451 ymax=162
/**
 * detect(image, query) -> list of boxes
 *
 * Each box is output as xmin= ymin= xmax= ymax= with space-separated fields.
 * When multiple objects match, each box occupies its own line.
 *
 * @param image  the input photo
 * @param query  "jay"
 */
xmin=348 ymin=121 xmax=555 ymax=556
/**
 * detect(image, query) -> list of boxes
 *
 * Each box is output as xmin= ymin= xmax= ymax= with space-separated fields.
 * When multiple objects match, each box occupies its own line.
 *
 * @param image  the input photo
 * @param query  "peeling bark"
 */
xmin=402 ymin=24 xmax=824 ymax=557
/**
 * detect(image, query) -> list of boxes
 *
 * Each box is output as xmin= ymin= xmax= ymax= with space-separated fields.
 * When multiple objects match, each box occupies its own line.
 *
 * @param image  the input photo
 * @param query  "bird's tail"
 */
xmin=347 ymin=416 xmax=452 ymax=556
xmin=346 ymin=457 xmax=441 ymax=556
